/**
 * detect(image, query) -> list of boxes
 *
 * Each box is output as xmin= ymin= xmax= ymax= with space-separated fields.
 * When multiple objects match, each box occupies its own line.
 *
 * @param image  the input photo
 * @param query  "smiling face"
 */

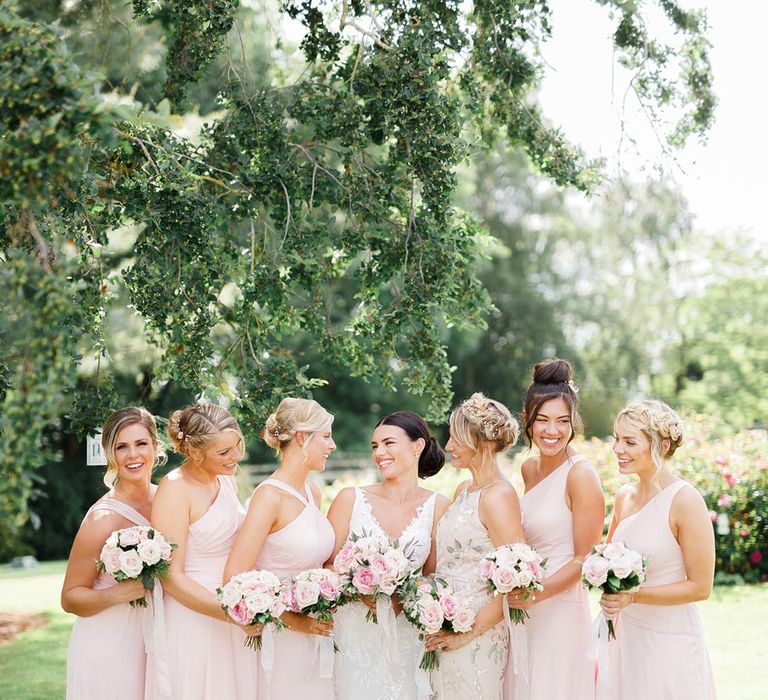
xmin=301 ymin=426 xmax=336 ymax=472
xmin=371 ymin=424 xmax=423 ymax=481
xmin=113 ymin=422 xmax=157 ymax=486
xmin=529 ymin=397 xmax=573 ymax=459
xmin=198 ymin=430 xmax=244 ymax=477
xmin=613 ymin=416 xmax=655 ymax=476
xmin=444 ymin=432 xmax=476 ymax=470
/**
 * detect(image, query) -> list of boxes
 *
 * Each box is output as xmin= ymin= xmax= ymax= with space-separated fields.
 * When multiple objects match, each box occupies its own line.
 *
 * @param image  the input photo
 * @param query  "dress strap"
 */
xmin=88 ymin=498 xmax=150 ymax=527
xmin=257 ymin=478 xmax=310 ymax=507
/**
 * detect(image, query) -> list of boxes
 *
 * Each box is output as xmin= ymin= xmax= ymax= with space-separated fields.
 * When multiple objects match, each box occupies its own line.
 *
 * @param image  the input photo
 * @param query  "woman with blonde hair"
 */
xmin=63 ymin=407 xmax=164 ymax=699
xmin=424 ymin=393 xmax=525 ymax=699
xmin=598 ymin=400 xmax=716 ymax=699
xmin=151 ymin=403 xmax=260 ymax=699
xmin=505 ymin=359 xmax=604 ymax=700
xmin=224 ymin=397 xmax=337 ymax=699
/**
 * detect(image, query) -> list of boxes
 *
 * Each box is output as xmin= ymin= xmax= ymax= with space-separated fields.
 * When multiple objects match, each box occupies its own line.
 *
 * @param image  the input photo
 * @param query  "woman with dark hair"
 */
xmin=327 ymin=411 xmax=451 ymax=700
xmin=504 ymin=359 xmax=604 ymax=700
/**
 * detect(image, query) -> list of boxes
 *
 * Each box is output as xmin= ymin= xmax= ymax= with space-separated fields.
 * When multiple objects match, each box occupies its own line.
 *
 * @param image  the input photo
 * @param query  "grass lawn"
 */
xmin=1 ymin=561 xmax=766 ymax=699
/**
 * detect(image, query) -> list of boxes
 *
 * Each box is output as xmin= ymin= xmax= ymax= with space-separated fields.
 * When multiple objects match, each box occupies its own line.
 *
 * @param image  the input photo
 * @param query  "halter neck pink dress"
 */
xmin=66 ymin=497 xmax=153 ymax=700
xmin=597 ymin=480 xmax=716 ymax=700
xmin=505 ymin=456 xmax=597 ymax=700
xmin=254 ymin=478 xmax=336 ymax=700
xmin=162 ymin=475 xmax=259 ymax=699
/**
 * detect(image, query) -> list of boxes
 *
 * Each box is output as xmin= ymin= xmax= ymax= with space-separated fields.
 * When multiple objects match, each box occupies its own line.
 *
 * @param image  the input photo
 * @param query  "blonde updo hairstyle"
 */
xmin=101 ymin=407 xmax=166 ymax=488
xmin=167 ymin=403 xmax=244 ymax=462
xmin=616 ymin=400 xmax=684 ymax=488
xmin=263 ymin=398 xmax=334 ymax=464
xmin=449 ymin=392 xmax=519 ymax=470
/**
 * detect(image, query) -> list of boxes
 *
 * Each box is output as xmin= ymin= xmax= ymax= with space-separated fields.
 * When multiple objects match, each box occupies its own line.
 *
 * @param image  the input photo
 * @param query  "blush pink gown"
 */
xmin=597 ymin=480 xmax=716 ymax=700
xmin=505 ymin=457 xmax=597 ymax=700
xmin=66 ymin=497 xmax=153 ymax=700
xmin=162 ymin=475 xmax=259 ymax=699
xmin=253 ymin=478 xmax=335 ymax=700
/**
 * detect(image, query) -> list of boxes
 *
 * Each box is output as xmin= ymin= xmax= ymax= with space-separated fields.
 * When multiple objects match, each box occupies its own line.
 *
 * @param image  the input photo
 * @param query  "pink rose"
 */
xmin=582 ymin=556 xmax=611 ymax=587
xmin=709 ymin=510 xmax=718 ymax=523
xmin=118 ymin=528 xmax=140 ymax=547
xmin=293 ymin=580 xmax=320 ymax=609
xmin=99 ymin=545 xmax=122 ymax=575
xmin=452 ymin=606 xmax=475 ymax=633
xmin=717 ymin=494 xmax=732 ymax=508
xmin=419 ymin=600 xmax=445 ymax=634
xmin=370 ymin=553 xmax=392 ymax=577
xmin=479 ymin=559 xmax=495 ymax=580
xmin=334 ymin=543 xmax=356 ymax=573
xmin=159 ymin=540 xmax=173 ymax=560
xmin=137 ymin=539 xmax=162 ymax=566
xmin=352 ymin=567 xmax=379 ymax=595
xmin=138 ymin=527 xmax=151 ymax=542
xmin=600 ymin=543 xmax=625 ymax=562
xmin=439 ymin=593 xmax=458 ymax=621
xmin=491 ymin=566 xmax=518 ymax=593
xmin=228 ymin=600 xmax=250 ymax=625
xmin=319 ymin=579 xmax=339 ymax=601
xmin=610 ymin=552 xmax=635 ymax=579
xmin=269 ymin=597 xmax=286 ymax=617
xmin=118 ymin=549 xmax=144 ymax=578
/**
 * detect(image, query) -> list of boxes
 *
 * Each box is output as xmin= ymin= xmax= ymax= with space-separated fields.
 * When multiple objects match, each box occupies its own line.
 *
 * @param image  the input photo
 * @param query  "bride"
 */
xmin=327 ymin=411 xmax=450 ymax=700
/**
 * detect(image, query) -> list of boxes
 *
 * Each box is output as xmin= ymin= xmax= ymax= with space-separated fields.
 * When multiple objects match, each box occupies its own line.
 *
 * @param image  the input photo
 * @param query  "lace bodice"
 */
xmin=349 ymin=487 xmax=437 ymax=572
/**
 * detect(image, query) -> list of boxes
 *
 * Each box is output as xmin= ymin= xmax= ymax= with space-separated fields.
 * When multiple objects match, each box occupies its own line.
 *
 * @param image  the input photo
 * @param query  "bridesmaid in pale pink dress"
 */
xmin=151 ymin=403 xmax=260 ymax=699
xmin=599 ymin=400 xmax=716 ymax=699
xmin=505 ymin=359 xmax=605 ymax=700
xmin=224 ymin=397 xmax=337 ymax=700
xmin=63 ymin=407 xmax=164 ymax=699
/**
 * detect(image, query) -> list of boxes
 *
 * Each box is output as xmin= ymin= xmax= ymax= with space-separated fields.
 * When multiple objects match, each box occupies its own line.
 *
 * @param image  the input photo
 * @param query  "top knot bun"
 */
xmin=532 ymin=358 xmax=573 ymax=386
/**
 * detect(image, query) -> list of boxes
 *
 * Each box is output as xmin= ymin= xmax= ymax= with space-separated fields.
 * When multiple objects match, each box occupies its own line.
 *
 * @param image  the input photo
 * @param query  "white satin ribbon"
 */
xmin=414 ymin=662 xmax=433 ymax=700
xmin=504 ymin=594 xmax=531 ymax=700
xmin=312 ymin=634 xmax=335 ymax=679
xmin=376 ymin=596 xmax=400 ymax=680
xmin=590 ymin=612 xmax=611 ymax=683
xmin=143 ymin=583 xmax=172 ymax=699
xmin=260 ymin=622 xmax=277 ymax=692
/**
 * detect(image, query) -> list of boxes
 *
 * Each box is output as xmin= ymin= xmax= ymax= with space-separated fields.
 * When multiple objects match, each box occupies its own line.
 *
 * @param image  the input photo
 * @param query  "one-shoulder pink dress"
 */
xmin=66 ymin=498 xmax=153 ymax=700
xmin=163 ymin=475 xmax=259 ymax=699
xmin=505 ymin=457 xmax=597 ymax=700
xmin=254 ymin=478 xmax=335 ymax=700
xmin=597 ymin=480 xmax=716 ymax=700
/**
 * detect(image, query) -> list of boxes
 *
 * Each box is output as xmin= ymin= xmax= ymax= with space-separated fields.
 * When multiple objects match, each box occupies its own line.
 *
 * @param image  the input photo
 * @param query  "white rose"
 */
xmin=118 ymin=549 xmax=144 ymax=578
xmin=452 ymin=606 xmax=476 ymax=633
xmin=293 ymin=580 xmax=321 ymax=610
xmin=137 ymin=539 xmax=162 ymax=566
xmin=219 ymin=581 xmax=243 ymax=609
xmin=105 ymin=531 xmax=119 ymax=548
xmin=245 ymin=592 xmax=273 ymax=614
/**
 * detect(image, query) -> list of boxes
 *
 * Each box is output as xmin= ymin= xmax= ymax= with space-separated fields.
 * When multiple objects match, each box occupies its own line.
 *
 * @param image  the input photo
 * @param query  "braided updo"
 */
xmin=616 ymin=400 xmax=684 ymax=462
xmin=450 ymin=392 xmax=519 ymax=457
xmin=167 ymin=403 xmax=243 ymax=459
xmin=263 ymin=397 xmax=334 ymax=455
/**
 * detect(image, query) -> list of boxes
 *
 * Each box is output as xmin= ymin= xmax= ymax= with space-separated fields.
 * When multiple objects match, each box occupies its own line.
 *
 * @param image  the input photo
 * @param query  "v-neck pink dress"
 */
xmin=66 ymin=497 xmax=153 ymax=700
xmin=597 ymin=480 xmax=716 ymax=699
xmin=162 ymin=475 xmax=259 ymax=699
xmin=253 ymin=478 xmax=336 ymax=700
xmin=505 ymin=456 xmax=597 ymax=700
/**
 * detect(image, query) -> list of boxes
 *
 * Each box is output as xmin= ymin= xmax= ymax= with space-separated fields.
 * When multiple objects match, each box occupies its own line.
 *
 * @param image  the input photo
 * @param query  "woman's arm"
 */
xmin=324 ymin=487 xmax=355 ymax=566
xmin=151 ymin=476 xmax=229 ymax=621
xmin=422 ymin=494 xmax=451 ymax=576
xmin=601 ymin=485 xmax=715 ymax=616
xmin=61 ymin=510 xmax=147 ymax=617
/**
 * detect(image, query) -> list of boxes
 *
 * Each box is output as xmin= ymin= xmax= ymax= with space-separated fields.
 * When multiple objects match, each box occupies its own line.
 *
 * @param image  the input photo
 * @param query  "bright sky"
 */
xmin=537 ymin=0 xmax=768 ymax=241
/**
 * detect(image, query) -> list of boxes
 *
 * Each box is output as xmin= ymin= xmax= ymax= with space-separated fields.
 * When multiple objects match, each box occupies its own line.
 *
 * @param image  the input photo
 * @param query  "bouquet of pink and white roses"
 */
xmin=334 ymin=532 xmax=413 ymax=622
xmin=480 ymin=542 xmax=547 ymax=624
xmin=217 ymin=569 xmax=287 ymax=650
xmin=288 ymin=568 xmax=344 ymax=653
xmin=97 ymin=526 xmax=176 ymax=607
xmin=581 ymin=542 xmax=647 ymax=640
xmin=400 ymin=575 xmax=476 ymax=671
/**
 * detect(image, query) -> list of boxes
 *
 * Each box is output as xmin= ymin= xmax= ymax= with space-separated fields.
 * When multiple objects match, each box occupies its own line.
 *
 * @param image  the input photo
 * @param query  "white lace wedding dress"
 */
xmin=333 ymin=486 xmax=438 ymax=700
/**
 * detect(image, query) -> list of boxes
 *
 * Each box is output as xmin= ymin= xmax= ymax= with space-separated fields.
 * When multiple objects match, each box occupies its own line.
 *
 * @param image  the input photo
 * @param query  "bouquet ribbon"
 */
xmin=589 ymin=612 xmax=611 ymax=684
xmin=311 ymin=634 xmax=335 ymax=679
xmin=260 ymin=622 xmax=277 ymax=692
xmin=376 ymin=596 xmax=400 ymax=681
xmin=504 ymin=594 xmax=531 ymax=700
xmin=414 ymin=661 xmax=433 ymax=700
xmin=143 ymin=583 xmax=172 ymax=699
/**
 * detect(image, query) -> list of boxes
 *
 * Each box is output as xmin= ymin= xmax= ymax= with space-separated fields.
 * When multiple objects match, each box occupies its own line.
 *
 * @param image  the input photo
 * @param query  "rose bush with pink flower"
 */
xmin=96 ymin=525 xmax=177 ymax=607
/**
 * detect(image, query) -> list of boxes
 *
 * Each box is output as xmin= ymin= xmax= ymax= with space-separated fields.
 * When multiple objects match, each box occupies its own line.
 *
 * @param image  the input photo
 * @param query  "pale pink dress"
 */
xmin=505 ymin=457 xmax=596 ymax=700
xmin=597 ymin=480 xmax=716 ymax=700
xmin=254 ymin=478 xmax=336 ymax=700
xmin=66 ymin=497 xmax=153 ymax=699
xmin=163 ymin=475 xmax=259 ymax=699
